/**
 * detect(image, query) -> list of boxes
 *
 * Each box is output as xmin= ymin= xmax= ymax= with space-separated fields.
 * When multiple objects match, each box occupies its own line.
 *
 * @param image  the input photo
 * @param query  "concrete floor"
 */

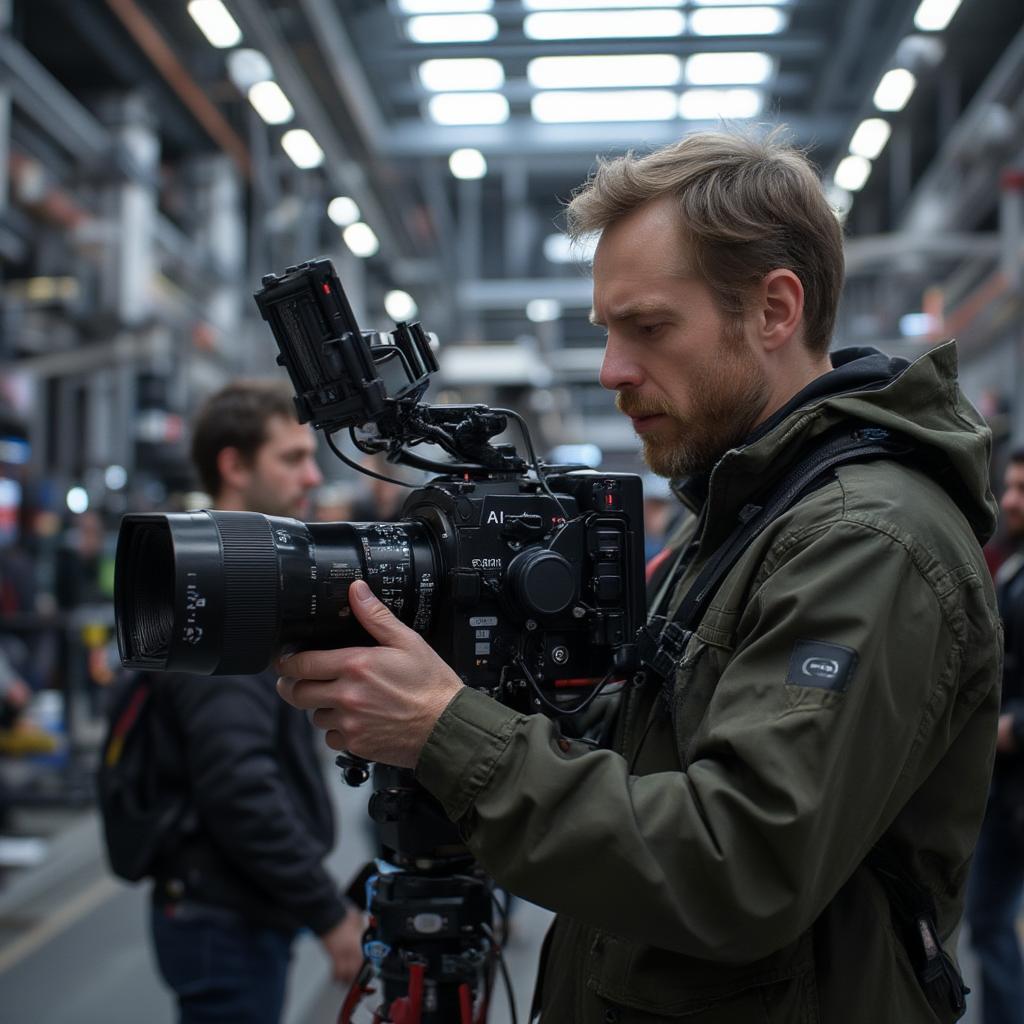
xmin=0 ymin=769 xmax=552 ymax=1024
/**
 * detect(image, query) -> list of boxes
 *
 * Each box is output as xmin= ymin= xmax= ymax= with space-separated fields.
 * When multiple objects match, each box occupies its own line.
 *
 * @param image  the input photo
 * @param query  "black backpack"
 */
xmin=96 ymin=672 xmax=188 ymax=882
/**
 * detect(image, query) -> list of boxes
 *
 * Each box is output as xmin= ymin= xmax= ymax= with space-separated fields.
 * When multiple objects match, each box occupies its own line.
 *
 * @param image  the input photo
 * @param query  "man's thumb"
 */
xmin=348 ymin=579 xmax=404 ymax=644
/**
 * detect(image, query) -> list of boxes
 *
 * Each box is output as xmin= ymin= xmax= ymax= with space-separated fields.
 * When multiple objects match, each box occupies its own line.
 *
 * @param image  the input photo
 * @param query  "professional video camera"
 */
xmin=113 ymin=258 xmax=646 ymax=1023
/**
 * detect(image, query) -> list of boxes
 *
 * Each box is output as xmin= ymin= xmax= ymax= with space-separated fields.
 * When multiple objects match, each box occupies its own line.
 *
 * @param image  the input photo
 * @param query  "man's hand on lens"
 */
xmin=319 ymin=905 xmax=366 ymax=984
xmin=276 ymin=579 xmax=464 ymax=768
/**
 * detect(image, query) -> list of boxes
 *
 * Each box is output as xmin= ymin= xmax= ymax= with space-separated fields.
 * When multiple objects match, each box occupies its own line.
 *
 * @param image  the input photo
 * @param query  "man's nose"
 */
xmin=599 ymin=335 xmax=642 ymax=392
xmin=304 ymin=459 xmax=324 ymax=488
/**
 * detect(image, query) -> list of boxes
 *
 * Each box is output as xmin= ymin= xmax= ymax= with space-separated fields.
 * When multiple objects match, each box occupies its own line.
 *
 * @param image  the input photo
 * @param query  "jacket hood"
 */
xmin=705 ymin=340 xmax=997 ymax=545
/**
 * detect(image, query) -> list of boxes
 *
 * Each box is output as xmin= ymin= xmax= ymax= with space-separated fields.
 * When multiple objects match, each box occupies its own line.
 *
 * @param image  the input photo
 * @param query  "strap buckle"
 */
xmin=637 ymin=616 xmax=693 ymax=686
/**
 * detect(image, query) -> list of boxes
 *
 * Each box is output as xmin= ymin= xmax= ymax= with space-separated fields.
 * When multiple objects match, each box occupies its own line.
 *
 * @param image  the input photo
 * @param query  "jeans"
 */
xmin=150 ymin=902 xmax=295 ymax=1024
xmin=967 ymin=794 xmax=1024 ymax=1024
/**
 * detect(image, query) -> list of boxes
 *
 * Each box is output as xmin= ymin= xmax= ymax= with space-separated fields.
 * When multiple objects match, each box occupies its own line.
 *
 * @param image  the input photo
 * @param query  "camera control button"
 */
xmin=452 ymin=569 xmax=481 ymax=605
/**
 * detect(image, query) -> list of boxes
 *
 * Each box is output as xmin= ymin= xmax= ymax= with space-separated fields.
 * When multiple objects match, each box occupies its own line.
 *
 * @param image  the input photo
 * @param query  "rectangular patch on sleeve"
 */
xmin=786 ymin=640 xmax=858 ymax=692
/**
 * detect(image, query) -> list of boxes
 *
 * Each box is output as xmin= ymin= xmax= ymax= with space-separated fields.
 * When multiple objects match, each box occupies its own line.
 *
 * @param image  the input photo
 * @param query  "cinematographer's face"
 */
xmin=1001 ymin=461 xmax=1024 ymax=543
xmin=593 ymin=196 xmax=770 ymax=479
xmin=243 ymin=416 xmax=323 ymax=519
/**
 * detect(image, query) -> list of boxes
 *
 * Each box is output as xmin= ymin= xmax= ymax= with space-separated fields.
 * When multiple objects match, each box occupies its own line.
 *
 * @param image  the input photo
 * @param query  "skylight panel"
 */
xmin=532 ymin=89 xmax=678 ymax=123
xmin=685 ymin=52 xmax=773 ymax=86
xmin=406 ymin=14 xmax=498 ymax=43
xmin=399 ymin=0 xmax=492 ymax=12
xmin=528 ymin=54 xmax=681 ymax=90
xmin=428 ymin=92 xmax=510 ymax=125
xmin=690 ymin=6 xmax=787 ymax=35
xmin=524 ymin=10 xmax=685 ymax=40
xmin=524 ymin=0 xmax=681 ymax=7
xmin=419 ymin=58 xmax=505 ymax=91
xmin=678 ymin=88 xmax=763 ymax=119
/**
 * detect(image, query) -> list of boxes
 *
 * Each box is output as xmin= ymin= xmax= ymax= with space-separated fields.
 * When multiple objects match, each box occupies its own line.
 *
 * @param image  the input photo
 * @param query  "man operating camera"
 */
xmin=277 ymin=131 xmax=1001 ymax=1023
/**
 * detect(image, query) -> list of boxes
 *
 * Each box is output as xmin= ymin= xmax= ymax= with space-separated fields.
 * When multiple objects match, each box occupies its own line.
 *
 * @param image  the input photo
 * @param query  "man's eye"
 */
xmin=639 ymin=323 xmax=664 ymax=336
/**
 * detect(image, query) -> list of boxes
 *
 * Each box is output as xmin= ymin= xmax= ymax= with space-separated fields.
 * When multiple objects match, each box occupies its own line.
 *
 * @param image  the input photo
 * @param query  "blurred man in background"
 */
xmin=148 ymin=381 xmax=362 ymax=1024
xmin=968 ymin=450 xmax=1024 ymax=1023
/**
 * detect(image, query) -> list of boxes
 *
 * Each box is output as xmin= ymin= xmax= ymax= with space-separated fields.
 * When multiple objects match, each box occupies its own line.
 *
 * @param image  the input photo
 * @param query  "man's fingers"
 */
xmin=347 ymin=580 xmax=412 ymax=647
xmin=277 ymin=676 xmax=338 ymax=710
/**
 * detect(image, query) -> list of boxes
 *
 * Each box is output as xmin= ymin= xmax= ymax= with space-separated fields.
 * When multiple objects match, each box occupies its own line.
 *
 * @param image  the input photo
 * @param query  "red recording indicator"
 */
xmin=605 ymin=493 xmax=614 ymax=506
xmin=322 ymin=282 xmax=331 ymax=295
xmin=554 ymin=676 xmax=624 ymax=689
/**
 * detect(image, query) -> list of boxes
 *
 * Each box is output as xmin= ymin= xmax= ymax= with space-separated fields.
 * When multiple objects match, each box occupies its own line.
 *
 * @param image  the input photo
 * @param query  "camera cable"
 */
xmin=513 ymin=654 xmax=618 ymax=718
xmin=481 ymin=922 xmax=519 ymax=1024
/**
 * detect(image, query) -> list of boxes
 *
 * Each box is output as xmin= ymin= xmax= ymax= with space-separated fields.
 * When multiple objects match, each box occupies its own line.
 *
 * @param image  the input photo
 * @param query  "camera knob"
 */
xmin=507 ymin=549 xmax=575 ymax=617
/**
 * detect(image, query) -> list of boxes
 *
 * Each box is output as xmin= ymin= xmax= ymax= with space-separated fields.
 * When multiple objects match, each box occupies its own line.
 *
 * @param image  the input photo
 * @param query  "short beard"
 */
xmin=618 ymin=324 xmax=770 ymax=479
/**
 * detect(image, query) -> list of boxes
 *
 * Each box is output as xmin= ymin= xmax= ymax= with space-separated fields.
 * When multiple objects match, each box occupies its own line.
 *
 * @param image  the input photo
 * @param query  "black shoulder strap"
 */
xmin=638 ymin=424 xmax=915 ymax=685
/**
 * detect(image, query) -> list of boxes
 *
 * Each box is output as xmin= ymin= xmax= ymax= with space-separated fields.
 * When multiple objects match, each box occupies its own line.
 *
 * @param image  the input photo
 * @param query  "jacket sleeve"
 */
xmin=416 ymin=518 xmax=985 ymax=962
xmin=170 ymin=674 xmax=348 ymax=935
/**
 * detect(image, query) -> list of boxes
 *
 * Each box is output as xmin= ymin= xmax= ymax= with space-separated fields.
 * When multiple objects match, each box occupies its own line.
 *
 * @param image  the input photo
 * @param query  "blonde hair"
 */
xmin=567 ymin=128 xmax=844 ymax=355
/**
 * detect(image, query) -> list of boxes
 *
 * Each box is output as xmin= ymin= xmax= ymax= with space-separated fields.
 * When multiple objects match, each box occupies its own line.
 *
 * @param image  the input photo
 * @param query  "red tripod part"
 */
xmin=337 ymin=962 xmax=376 ymax=1024
xmin=458 ymin=982 xmax=473 ymax=1024
xmin=385 ymin=961 xmax=426 ymax=1024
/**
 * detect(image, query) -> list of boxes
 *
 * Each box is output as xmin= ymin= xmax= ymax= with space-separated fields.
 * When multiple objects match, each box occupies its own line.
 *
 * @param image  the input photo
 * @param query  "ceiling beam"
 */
xmin=391 ymin=71 xmax=813 ymax=107
xmin=384 ymin=34 xmax=827 ymax=62
xmin=382 ymin=115 xmax=845 ymax=159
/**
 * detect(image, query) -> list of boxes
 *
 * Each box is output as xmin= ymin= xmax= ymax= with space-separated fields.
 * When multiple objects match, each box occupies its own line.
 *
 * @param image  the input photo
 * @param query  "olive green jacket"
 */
xmin=416 ymin=341 xmax=1001 ymax=1023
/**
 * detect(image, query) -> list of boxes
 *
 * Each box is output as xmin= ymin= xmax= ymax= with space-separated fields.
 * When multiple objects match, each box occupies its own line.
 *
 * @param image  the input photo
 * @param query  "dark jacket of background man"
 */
xmin=147 ymin=380 xmax=360 ymax=1024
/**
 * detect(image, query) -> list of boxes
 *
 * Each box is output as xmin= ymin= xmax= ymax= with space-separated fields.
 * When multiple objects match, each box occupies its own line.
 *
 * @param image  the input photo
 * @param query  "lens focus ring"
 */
xmin=213 ymin=513 xmax=280 ymax=673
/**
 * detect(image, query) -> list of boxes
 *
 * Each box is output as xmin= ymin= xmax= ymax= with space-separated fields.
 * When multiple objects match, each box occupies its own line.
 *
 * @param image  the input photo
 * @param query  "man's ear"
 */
xmin=216 ymin=446 xmax=249 ymax=492
xmin=757 ymin=269 xmax=804 ymax=353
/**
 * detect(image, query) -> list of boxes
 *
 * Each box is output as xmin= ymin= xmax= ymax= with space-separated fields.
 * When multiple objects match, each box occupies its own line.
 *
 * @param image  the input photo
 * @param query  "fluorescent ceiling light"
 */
xmin=913 ymin=0 xmax=963 ymax=31
xmin=690 ymin=7 xmax=787 ymax=35
xmin=873 ymin=68 xmax=916 ymax=111
xmin=543 ymin=232 xmax=599 ymax=264
xmin=406 ymin=14 xmax=498 ymax=43
xmin=248 ymin=81 xmax=294 ymax=125
xmin=66 ymin=486 xmax=89 ymax=514
xmin=834 ymin=155 xmax=872 ymax=192
xmin=385 ymin=290 xmax=418 ymax=321
xmin=524 ymin=0 xmax=681 ymax=7
xmin=399 ymin=0 xmax=491 ymax=11
xmin=226 ymin=49 xmax=273 ymax=91
xmin=532 ymin=89 xmax=677 ymax=123
xmin=686 ymin=52 xmax=773 ymax=85
xmin=679 ymin=88 xmax=763 ymax=120
xmin=449 ymin=148 xmax=488 ymax=179
xmin=327 ymin=196 xmax=361 ymax=226
xmin=526 ymin=299 xmax=562 ymax=323
xmin=419 ymin=58 xmax=504 ymax=92
xmin=343 ymin=223 xmax=380 ymax=259
xmin=690 ymin=0 xmax=790 ymax=4
xmin=281 ymin=129 xmax=324 ymax=169
xmin=849 ymin=118 xmax=891 ymax=160
xmin=187 ymin=0 xmax=242 ymax=48
xmin=428 ymin=92 xmax=509 ymax=125
xmin=524 ymin=10 xmax=684 ymax=40
xmin=528 ymin=54 xmax=681 ymax=90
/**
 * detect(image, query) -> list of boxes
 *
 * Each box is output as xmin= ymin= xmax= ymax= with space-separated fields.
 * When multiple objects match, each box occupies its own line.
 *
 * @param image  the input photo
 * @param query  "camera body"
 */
xmin=401 ymin=471 xmax=641 ymax=703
